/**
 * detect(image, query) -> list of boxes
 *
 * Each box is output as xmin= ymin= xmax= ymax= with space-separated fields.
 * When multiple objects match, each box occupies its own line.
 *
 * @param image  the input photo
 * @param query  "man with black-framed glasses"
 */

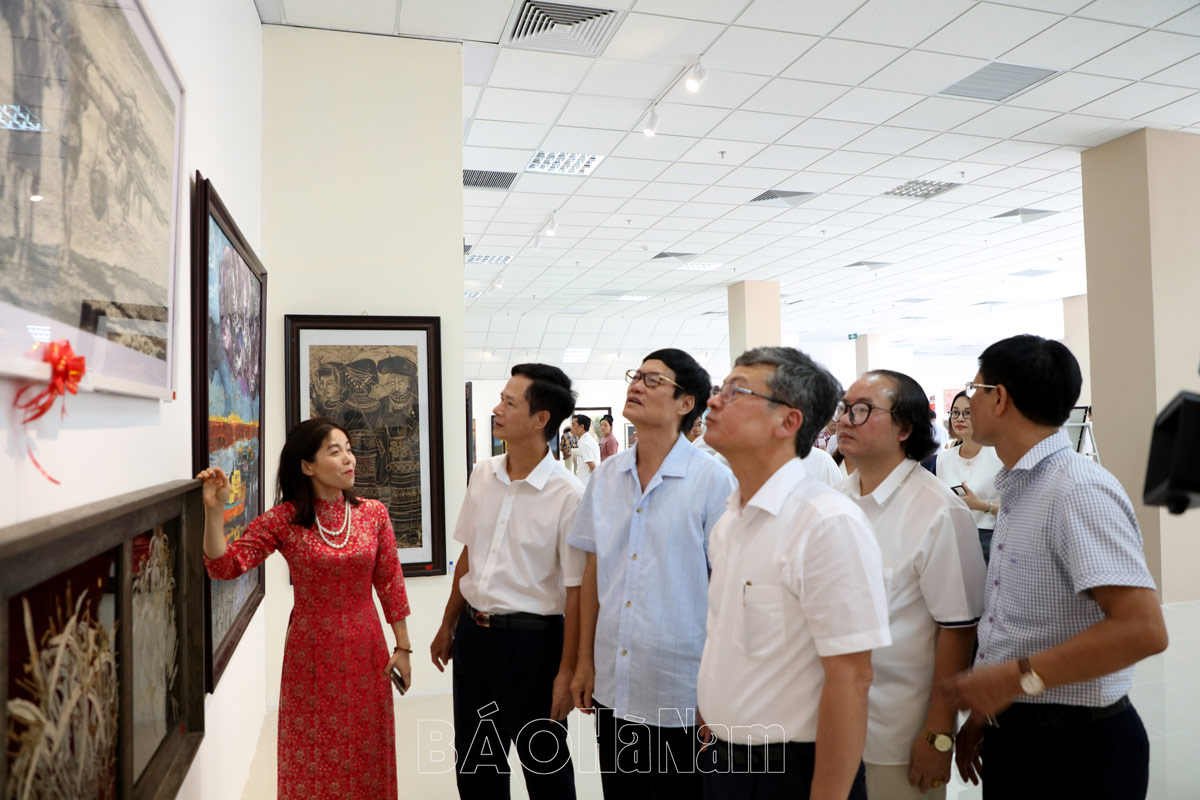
xmin=699 ymin=347 xmax=891 ymax=800
xmin=568 ymin=348 xmax=734 ymax=798
xmin=836 ymin=370 xmax=985 ymax=800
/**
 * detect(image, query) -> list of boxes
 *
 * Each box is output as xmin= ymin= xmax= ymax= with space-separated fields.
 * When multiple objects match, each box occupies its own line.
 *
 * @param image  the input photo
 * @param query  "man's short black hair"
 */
xmin=978 ymin=335 xmax=1081 ymax=427
xmin=865 ymin=369 xmax=937 ymax=462
xmin=572 ymin=413 xmax=591 ymax=431
xmin=644 ymin=348 xmax=711 ymax=434
xmin=511 ymin=363 xmax=576 ymax=442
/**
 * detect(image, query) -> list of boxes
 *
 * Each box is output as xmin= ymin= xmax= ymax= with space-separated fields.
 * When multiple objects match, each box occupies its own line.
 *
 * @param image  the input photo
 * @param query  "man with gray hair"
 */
xmin=698 ymin=347 xmax=892 ymax=800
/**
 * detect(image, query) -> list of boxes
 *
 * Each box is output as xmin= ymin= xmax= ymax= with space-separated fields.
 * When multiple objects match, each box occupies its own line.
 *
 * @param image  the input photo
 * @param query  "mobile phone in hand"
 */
xmin=391 ymin=668 xmax=408 ymax=696
xmin=951 ymin=484 xmax=967 ymax=497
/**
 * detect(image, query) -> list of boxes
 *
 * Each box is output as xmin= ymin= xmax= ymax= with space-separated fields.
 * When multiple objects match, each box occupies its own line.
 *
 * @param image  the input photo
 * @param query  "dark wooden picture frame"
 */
xmin=284 ymin=315 xmax=447 ymax=578
xmin=190 ymin=172 xmax=267 ymax=691
xmin=1 ymin=481 xmax=206 ymax=799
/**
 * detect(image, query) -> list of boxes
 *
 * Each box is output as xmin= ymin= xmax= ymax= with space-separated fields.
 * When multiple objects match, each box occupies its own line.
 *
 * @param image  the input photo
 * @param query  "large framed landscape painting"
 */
xmin=285 ymin=315 xmax=447 ymax=578
xmin=190 ymin=173 xmax=266 ymax=691
xmin=0 ymin=0 xmax=184 ymax=398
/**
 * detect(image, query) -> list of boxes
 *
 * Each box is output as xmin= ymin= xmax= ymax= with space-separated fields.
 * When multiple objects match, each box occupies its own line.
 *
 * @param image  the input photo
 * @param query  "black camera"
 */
xmin=1144 ymin=388 xmax=1200 ymax=515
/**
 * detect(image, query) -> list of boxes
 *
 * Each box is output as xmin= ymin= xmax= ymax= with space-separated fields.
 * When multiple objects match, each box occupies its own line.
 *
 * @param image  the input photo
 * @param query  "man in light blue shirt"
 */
xmin=569 ymin=348 xmax=734 ymax=798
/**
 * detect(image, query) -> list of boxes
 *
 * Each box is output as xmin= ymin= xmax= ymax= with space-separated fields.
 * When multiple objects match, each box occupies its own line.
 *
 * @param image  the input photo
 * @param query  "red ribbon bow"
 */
xmin=13 ymin=340 xmax=86 ymax=484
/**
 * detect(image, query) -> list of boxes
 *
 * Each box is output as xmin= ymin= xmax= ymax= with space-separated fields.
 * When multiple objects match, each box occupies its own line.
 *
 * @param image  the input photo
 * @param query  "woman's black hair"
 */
xmin=277 ymin=417 xmax=361 ymax=527
xmin=864 ymin=369 xmax=938 ymax=463
xmin=644 ymin=348 xmax=710 ymax=434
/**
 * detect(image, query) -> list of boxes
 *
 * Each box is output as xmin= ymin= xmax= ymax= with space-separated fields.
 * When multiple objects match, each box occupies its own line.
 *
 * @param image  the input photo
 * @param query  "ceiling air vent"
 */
xmin=749 ymin=190 xmax=817 ymax=208
xmin=506 ymin=1 xmax=623 ymax=57
xmin=941 ymin=62 xmax=1057 ymax=102
xmin=652 ymin=252 xmax=699 ymax=261
xmin=991 ymin=208 xmax=1058 ymax=223
xmin=463 ymin=169 xmax=518 ymax=190
xmin=843 ymin=261 xmax=889 ymax=269
xmin=463 ymin=241 xmax=473 ymax=255
xmin=883 ymin=180 xmax=960 ymax=200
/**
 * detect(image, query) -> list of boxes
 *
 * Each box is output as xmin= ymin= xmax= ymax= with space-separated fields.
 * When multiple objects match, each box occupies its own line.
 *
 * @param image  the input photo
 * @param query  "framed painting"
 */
xmin=465 ymin=382 xmax=476 ymax=480
xmin=490 ymin=414 xmax=506 ymax=456
xmin=285 ymin=315 xmax=447 ymax=578
xmin=0 ymin=0 xmax=185 ymax=399
xmin=1 ymin=480 xmax=207 ymax=799
xmin=190 ymin=172 xmax=267 ymax=691
xmin=625 ymin=423 xmax=637 ymax=448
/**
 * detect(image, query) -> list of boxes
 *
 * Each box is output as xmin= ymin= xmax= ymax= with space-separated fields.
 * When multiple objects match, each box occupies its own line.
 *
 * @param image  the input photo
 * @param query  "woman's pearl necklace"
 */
xmin=315 ymin=498 xmax=352 ymax=549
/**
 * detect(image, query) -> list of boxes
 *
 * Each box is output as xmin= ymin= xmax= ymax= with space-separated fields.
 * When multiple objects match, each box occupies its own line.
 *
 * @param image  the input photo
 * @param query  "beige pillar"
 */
xmin=1062 ymin=295 xmax=1091 ymax=406
xmin=854 ymin=333 xmax=887 ymax=376
xmin=1082 ymin=128 xmax=1200 ymax=603
xmin=727 ymin=281 xmax=781 ymax=362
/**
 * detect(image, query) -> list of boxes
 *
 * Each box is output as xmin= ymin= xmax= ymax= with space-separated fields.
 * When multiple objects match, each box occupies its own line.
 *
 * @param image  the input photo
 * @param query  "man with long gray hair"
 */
xmin=698 ymin=347 xmax=891 ymax=800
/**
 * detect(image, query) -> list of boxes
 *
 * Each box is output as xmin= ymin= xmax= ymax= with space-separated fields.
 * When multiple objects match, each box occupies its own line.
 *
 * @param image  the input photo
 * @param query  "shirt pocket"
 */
xmin=742 ymin=584 xmax=787 ymax=658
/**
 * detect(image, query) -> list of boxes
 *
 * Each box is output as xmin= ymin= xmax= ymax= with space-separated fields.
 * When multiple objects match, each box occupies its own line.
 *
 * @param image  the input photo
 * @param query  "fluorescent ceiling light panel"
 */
xmin=562 ymin=347 xmax=592 ymax=363
xmin=463 ymin=291 xmax=482 ymax=298
xmin=940 ymin=63 xmax=1057 ymax=103
xmin=883 ymin=180 xmax=960 ymax=200
xmin=1 ymin=104 xmax=46 ymax=132
xmin=749 ymin=190 xmax=817 ymax=208
xmin=526 ymin=151 xmax=604 ymax=176
xmin=465 ymin=254 xmax=512 ymax=265
xmin=991 ymin=208 xmax=1058 ymax=223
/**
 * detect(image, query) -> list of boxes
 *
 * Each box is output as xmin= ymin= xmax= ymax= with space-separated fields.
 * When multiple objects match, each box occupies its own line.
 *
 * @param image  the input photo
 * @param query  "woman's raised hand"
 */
xmin=196 ymin=467 xmax=231 ymax=510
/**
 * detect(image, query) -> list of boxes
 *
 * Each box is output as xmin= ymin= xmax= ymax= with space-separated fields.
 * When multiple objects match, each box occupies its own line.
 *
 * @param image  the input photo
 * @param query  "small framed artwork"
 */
xmin=190 ymin=172 xmax=267 ymax=690
xmin=490 ymin=414 xmax=505 ymax=456
xmin=285 ymin=315 xmax=447 ymax=578
xmin=625 ymin=424 xmax=638 ymax=448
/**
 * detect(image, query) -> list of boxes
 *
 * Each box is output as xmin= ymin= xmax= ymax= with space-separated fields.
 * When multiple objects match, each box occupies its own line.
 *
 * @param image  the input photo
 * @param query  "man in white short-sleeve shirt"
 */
xmin=571 ymin=414 xmax=600 ymax=487
xmin=835 ymin=369 xmax=986 ymax=799
xmin=430 ymin=364 xmax=587 ymax=800
xmin=699 ymin=347 xmax=891 ymax=800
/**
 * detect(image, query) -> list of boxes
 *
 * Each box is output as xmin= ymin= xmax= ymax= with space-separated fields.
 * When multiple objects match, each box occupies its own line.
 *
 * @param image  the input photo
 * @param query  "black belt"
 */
xmin=995 ymin=695 xmax=1132 ymax=728
xmin=462 ymin=604 xmax=559 ymax=631
xmin=715 ymin=739 xmax=814 ymax=770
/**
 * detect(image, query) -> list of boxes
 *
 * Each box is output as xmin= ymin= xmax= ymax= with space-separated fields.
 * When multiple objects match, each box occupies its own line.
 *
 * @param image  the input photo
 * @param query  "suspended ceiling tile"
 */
xmin=395 ymin=0 xmax=512 ymax=40
xmin=999 ymin=17 xmax=1140 ymax=71
xmin=842 ymin=125 xmax=939 ymax=155
xmin=832 ymin=0 xmax=975 ymax=48
xmin=953 ymin=106 xmax=1060 ymax=139
xmin=965 ymin=139 xmax=1058 ymax=166
xmin=648 ymin=103 xmax=731 ymax=137
xmin=1149 ymin=54 xmax=1200 ymax=90
xmin=463 ymin=145 xmax=534 ymax=172
xmin=579 ymin=59 xmax=682 ymax=100
xmin=701 ymin=27 xmax=820 ymax=76
xmin=864 ymin=51 xmax=990 ymax=95
xmin=465 ymin=119 xmax=549 ymax=149
xmin=741 ymin=79 xmax=850 ymax=117
xmin=708 ymin=110 xmax=799 ymax=143
xmin=540 ymin=126 xmax=625 ymax=155
xmin=487 ymin=49 xmax=595 ymax=94
xmin=906 ymin=132 xmax=1000 ymax=160
xmin=602 ymin=12 xmax=725 ymax=64
xmin=557 ymin=95 xmax=649 ymax=130
xmin=1077 ymin=31 xmax=1200 ymax=80
xmin=1074 ymin=83 xmax=1195 ymax=119
xmin=662 ymin=70 xmax=772 ymax=108
xmin=282 ymin=0 xmax=395 ymax=33
xmin=635 ymin=182 xmax=709 ymax=201
xmin=783 ymin=38 xmax=906 ymax=85
xmin=1159 ymin=5 xmax=1200 ymax=35
xmin=1078 ymin=0 xmax=1200 ymax=27
xmin=1136 ymin=92 xmax=1200 ymax=127
xmin=735 ymin=0 xmax=863 ymax=36
xmin=590 ymin=157 xmax=672 ymax=181
xmin=475 ymin=88 xmax=570 ymax=124
xmin=816 ymin=88 xmax=924 ymax=124
xmin=917 ymin=3 xmax=1062 ymax=59
xmin=779 ymin=118 xmax=874 ymax=149
xmin=612 ymin=132 xmax=700 ymax=160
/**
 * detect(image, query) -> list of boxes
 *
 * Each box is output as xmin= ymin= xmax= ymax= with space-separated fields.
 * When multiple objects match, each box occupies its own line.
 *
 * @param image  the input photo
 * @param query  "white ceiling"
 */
xmin=255 ymin=0 xmax=1200 ymax=382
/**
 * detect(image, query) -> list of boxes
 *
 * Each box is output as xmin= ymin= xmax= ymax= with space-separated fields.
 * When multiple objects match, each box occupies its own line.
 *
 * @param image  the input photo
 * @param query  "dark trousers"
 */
xmin=979 ymin=527 xmax=994 ymax=565
xmin=983 ymin=699 xmax=1149 ymax=800
xmin=593 ymin=701 xmax=712 ymax=799
xmin=451 ymin=612 xmax=575 ymax=800
xmin=703 ymin=740 xmax=867 ymax=800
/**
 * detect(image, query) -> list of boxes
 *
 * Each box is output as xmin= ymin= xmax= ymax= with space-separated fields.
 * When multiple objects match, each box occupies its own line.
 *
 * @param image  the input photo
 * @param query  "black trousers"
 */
xmin=983 ymin=699 xmax=1149 ymax=800
xmin=593 ymin=701 xmax=713 ymax=799
xmin=451 ymin=612 xmax=575 ymax=800
xmin=703 ymin=740 xmax=867 ymax=800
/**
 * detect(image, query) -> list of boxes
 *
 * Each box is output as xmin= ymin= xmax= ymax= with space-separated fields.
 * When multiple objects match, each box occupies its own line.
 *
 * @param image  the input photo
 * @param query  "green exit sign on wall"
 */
xmin=848 ymin=333 xmax=858 ymax=340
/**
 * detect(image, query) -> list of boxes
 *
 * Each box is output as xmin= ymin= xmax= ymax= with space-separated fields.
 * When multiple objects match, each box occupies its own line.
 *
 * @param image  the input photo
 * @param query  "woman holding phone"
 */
xmin=198 ymin=417 xmax=412 ymax=799
xmin=935 ymin=391 xmax=1003 ymax=564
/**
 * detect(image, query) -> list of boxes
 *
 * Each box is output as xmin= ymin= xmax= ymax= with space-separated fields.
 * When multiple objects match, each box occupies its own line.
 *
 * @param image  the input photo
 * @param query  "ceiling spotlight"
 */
xmin=533 ymin=235 xmax=542 ymax=252
xmin=29 ymin=195 xmax=43 ymax=202
xmin=685 ymin=60 xmax=708 ymax=93
xmin=642 ymin=106 xmax=660 ymax=137
xmin=542 ymin=213 xmax=558 ymax=237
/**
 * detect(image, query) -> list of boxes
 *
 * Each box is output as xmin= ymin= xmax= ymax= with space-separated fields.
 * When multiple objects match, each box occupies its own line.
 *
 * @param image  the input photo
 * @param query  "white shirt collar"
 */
xmin=728 ymin=457 xmax=807 ymax=517
xmin=492 ymin=447 xmax=557 ymax=490
xmin=848 ymin=458 xmax=921 ymax=506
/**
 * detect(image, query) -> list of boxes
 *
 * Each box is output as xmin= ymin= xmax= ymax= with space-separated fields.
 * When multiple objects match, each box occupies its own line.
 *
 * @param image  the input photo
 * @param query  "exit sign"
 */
xmin=848 ymin=333 xmax=858 ymax=340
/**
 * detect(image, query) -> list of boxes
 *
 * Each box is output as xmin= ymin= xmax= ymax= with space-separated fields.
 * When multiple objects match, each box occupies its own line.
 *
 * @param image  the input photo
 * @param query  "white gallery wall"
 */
xmin=259 ymin=26 xmax=467 ymax=706
xmin=0 ymin=0 xmax=267 ymax=797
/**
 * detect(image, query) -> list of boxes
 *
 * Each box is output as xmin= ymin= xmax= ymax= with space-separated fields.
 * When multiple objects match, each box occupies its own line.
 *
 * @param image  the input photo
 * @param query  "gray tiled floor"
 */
xmin=242 ymin=601 xmax=1200 ymax=799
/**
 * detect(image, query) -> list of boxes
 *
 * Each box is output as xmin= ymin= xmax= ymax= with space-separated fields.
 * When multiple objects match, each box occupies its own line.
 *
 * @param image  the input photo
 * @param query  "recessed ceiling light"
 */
xmin=463 ymin=291 xmax=482 ymax=299
xmin=991 ymin=208 xmax=1058 ymax=223
xmin=617 ymin=295 xmax=649 ymax=302
xmin=562 ymin=347 xmax=592 ymax=363
xmin=466 ymin=254 xmax=512 ymax=265
xmin=940 ymin=62 xmax=1056 ymax=102
xmin=526 ymin=151 xmax=603 ymax=176
xmin=883 ymin=180 xmax=960 ymax=200
xmin=677 ymin=263 xmax=720 ymax=271
xmin=1 ymin=104 xmax=46 ymax=132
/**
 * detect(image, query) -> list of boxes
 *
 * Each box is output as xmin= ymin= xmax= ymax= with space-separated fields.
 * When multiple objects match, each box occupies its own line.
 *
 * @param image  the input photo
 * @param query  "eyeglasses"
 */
xmin=711 ymin=381 xmax=789 ymax=406
xmin=949 ymin=409 xmax=971 ymax=420
xmin=834 ymin=400 xmax=895 ymax=426
xmin=626 ymin=369 xmax=682 ymax=391
xmin=964 ymin=381 xmax=998 ymax=398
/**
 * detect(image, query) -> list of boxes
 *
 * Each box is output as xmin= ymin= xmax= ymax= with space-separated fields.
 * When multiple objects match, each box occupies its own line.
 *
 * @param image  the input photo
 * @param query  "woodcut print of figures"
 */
xmin=307 ymin=345 xmax=423 ymax=549
xmin=1 ymin=0 xmax=177 ymax=387
xmin=206 ymin=223 xmax=262 ymax=648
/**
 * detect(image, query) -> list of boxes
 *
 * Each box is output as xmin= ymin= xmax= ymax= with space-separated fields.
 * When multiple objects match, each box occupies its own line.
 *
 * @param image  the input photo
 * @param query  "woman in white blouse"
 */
xmin=936 ymin=391 xmax=1003 ymax=564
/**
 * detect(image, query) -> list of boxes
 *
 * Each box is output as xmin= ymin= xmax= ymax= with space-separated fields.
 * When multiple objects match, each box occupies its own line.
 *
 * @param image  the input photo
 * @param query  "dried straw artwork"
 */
xmin=131 ymin=526 xmax=179 ymax=777
xmin=6 ymin=591 xmax=118 ymax=800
